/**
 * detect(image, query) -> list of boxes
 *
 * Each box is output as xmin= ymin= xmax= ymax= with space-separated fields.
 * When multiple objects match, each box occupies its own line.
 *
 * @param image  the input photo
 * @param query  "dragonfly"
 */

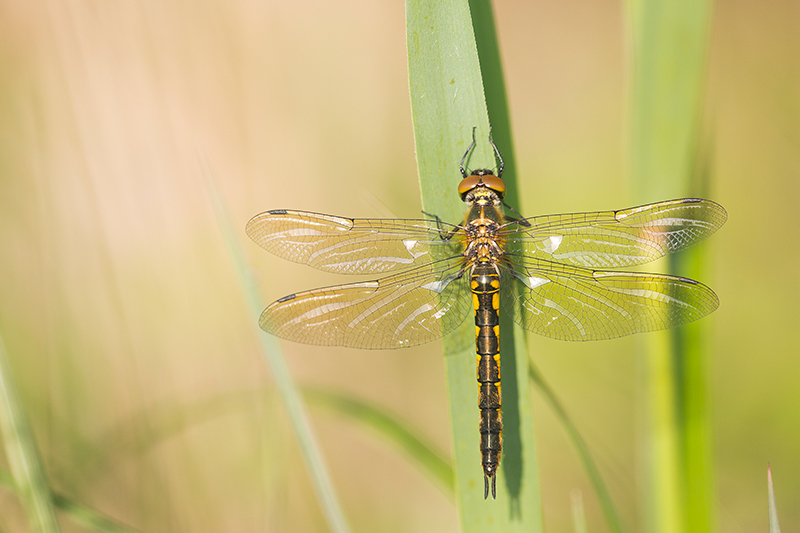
xmin=246 ymin=136 xmax=726 ymax=499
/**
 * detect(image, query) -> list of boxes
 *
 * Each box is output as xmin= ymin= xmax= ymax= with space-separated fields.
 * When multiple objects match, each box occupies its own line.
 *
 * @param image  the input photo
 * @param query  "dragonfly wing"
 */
xmin=502 ymin=258 xmax=719 ymax=341
xmin=503 ymin=198 xmax=726 ymax=268
xmin=260 ymin=257 xmax=472 ymax=349
xmin=246 ymin=210 xmax=462 ymax=274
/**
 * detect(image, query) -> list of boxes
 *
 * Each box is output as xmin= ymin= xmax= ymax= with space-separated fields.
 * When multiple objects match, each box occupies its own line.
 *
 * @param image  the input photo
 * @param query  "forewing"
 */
xmin=502 ymin=257 xmax=719 ymax=341
xmin=260 ymin=257 xmax=472 ymax=349
xmin=246 ymin=210 xmax=462 ymax=274
xmin=502 ymin=198 xmax=726 ymax=268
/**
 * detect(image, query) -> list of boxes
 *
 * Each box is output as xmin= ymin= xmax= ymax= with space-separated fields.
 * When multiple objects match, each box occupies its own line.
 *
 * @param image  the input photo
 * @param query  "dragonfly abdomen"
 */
xmin=472 ymin=262 xmax=502 ymax=500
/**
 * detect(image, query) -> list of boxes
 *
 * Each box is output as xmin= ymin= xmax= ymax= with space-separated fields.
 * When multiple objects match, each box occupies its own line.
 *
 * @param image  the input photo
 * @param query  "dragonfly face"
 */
xmin=246 ymin=139 xmax=726 ymax=499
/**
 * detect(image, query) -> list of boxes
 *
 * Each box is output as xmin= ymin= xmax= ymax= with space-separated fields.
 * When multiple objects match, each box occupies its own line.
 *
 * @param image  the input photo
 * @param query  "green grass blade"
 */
xmin=0 ymin=334 xmax=61 ymax=532
xmin=768 ymin=465 xmax=781 ymax=533
xmin=528 ymin=361 xmax=625 ymax=533
xmin=627 ymin=0 xmax=713 ymax=200
xmin=468 ymin=0 xmax=519 ymax=203
xmin=406 ymin=1 xmax=542 ymax=530
xmin=673 ymin=139 xmax=716 ymax=533
xmin=625 ymin=1 xmax=715 ymax=532
xmin=202 ymin=165 xmax=352 ymax=533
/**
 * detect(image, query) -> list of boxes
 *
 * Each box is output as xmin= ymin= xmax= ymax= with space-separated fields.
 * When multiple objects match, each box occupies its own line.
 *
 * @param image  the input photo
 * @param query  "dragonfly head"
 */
xmin=458 ymin=170 xmax=507 ymax=203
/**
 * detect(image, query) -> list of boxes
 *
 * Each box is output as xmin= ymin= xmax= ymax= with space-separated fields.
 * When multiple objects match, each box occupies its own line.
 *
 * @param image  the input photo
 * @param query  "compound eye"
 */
xmin=458 ymin=175 xmax=482 ymax=197
xmin=481 ymin=175 xmax=506 ymax=198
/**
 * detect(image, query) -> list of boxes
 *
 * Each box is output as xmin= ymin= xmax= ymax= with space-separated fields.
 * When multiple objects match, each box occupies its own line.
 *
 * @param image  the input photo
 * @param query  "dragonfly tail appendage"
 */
xmin=484 ymin=472 xmax=498 ymax=500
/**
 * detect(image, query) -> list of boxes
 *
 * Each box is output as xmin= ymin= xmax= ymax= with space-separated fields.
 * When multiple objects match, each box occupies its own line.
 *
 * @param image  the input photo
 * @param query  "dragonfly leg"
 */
xmin=421 ymin=210 xmax=460 ymax=241
xmin=501 ymin=201 xmax=531 ymax=227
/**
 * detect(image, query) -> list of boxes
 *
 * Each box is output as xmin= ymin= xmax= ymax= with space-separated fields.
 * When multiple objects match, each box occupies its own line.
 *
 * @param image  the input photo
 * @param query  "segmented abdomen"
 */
xmin=471 ymin=261 xmax=502 ymax=499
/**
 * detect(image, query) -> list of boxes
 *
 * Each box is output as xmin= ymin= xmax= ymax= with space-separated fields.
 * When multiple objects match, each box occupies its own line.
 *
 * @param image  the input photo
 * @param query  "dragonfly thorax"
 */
xmin=464 ymin=214 xmax=504 ymax=269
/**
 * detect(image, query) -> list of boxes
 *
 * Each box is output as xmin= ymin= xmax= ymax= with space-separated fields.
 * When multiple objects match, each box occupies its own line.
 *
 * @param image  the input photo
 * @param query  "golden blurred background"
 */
xmin=0 ymin=0 xmax=797 ymax=531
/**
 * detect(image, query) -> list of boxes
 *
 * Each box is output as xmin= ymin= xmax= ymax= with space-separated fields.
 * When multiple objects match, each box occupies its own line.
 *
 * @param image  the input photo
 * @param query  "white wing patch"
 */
xmin=403 ymin=239 xmax=430 ymax=259
xmin=546 ymin=235 xmax=563 ymax=253
xmin=522 ymin=276 xmax=551 ymax=290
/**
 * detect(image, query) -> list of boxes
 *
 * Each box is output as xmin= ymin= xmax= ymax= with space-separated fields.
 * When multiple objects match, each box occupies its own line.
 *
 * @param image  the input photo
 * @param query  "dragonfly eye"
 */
xmin=458 ymin=175 xmax=482 ymax=198
xmin=481 ymin=175 xmax=506 ymax=198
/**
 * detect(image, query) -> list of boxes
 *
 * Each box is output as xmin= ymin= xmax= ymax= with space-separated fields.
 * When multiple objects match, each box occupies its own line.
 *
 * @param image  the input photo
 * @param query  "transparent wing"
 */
xmin=501 ymin=198 xmax=726 ymax=269
xmin=502 ymin=257 xmax=719 ymax=341
xmin=246 ymin=210 xmax=463 ymax=274
xmin=260 ymin=257 xmax=472 ymax=349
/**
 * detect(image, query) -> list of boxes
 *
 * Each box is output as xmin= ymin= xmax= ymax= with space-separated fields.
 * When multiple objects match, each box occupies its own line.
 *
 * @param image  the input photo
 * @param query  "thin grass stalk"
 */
xmin=406 ymin=1 xmax=542 ymax=530
xmin=0 ymin=333 xmax=61 ymax=532
xmin=625 ymin=0 xmax=715 ymax=531
xmin=570 ymin=490 xmax=588 ymax=533
xmin=768 ymin=465 xmax=781 ymax=533
xmin=202 ymin=166 xmax=351 ymax=533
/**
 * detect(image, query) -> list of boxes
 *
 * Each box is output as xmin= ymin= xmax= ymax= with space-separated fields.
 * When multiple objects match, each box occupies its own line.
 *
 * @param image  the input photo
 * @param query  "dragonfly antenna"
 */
xmin=460 ymin=127 xmax=477 ymax=178
xmin=460 ymin=127 xmax=504 ymax=178
xmin=488 ymin=127 xmax=504 ymax=177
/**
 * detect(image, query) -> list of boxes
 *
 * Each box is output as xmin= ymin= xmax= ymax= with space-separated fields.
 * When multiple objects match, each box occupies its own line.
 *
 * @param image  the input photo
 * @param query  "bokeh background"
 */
xmin=0 ymin=0 xmax=797 ymax=531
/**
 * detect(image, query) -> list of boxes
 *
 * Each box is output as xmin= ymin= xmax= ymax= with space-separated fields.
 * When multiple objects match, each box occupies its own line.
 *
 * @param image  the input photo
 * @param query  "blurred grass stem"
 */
xmin=626 ymin=0 xmax=715 ymax=531
xmin=202 ymin=164 xmax=352 ymax=533
xmin=0 ymin=333 xmax=61 ymax=532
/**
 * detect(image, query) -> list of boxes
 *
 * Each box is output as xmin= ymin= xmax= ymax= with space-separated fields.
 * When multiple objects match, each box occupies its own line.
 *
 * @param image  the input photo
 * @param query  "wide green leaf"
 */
xmin=406 ymin=1 xmax=542 ymax=530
